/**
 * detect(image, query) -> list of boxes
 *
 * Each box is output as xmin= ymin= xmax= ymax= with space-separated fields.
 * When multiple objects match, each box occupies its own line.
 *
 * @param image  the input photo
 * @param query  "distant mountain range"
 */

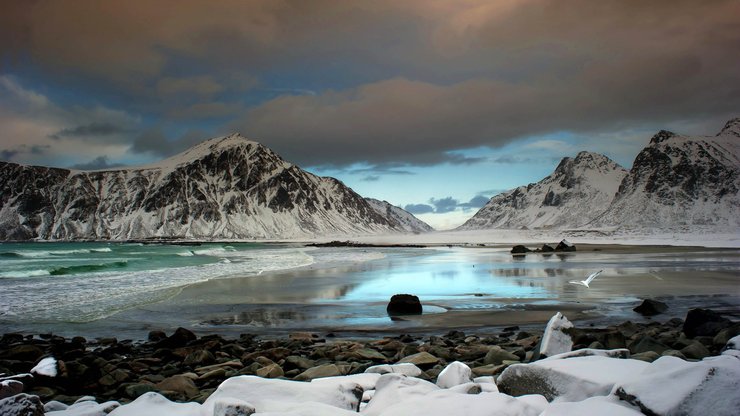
xmin=0 ymin=134 xmax=431 ymax=240
xmin=461 ymin=118 xmax=740 ymax=232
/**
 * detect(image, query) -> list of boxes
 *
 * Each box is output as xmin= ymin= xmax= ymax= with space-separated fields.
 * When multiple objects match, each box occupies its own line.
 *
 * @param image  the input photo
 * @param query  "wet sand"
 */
xmin=63 ymin=243 xmax=736 ymax=340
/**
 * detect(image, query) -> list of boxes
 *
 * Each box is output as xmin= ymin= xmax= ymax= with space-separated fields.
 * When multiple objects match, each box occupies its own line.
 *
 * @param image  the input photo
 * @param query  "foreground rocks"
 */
xmin=0 ymin=308 xmax=738 ymax=415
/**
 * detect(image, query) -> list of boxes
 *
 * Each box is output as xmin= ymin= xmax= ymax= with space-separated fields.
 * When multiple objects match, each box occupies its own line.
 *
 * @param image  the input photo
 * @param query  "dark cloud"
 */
xmin=2 ymin=0 xmax=739 ymax=168
xmin=1 ymin=149 xmax=19 ymax=161
xmin=459 ymin=195 xmax=490 ymax=210
xmin=49 ymin=122 xmax=132 ymax=140
xmin=131 ymin=128 xmax=206 ymax=156
xmin=347 ymin=165 xmax=415 ymax=176
xmin=70 ymin=156 xmax=122 ymax=170
xmin=360 ymin=175 xmax=380 ymax=182
xmin=0 ymin=144 xmax=50 ymax=162
xmin=429 ymin=197 xmax=459 ymax=214
xmin=404 ymin=204 xmax=434 ymax=215
xmin=492 ymin=156 xmax=535 ymax=164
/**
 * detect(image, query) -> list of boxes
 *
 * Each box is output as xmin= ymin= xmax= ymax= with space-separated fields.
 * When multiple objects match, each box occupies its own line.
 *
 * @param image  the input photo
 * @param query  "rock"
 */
xmin=0 ymin=393 xmax=45 ymax=416
xmin=148 ymin=330 xmax=167 ymax=342
xmin=471 ymin=364 xmax=507 ymax=377
xmin=713 ymin=323 xmax=740 ymax=346
xmin=498 ymin=355 xmax=648 ymax=402
xmin=435 ymin=361 xmax=472 ymax=388
xmin=629 ymin=335 xmax=672 ymax=355
xmin=364 ymin=363 xmax=422 ymax=377
xmin=295 ymin=364 xmax=343 ymax=381
xmin=510 ymin=245 xmax=531 ymax=254
xmin=613 ymin=355 xmax=740 ymax=416
xmin=202 ymin=375 xmax=362 ymax=413
xmin=483 ymin=346 xmax=520 ymax=365
xmin=724 ymin=334 xmax=740 ymax=351
xmin=386 ymin=294 xmax=422 ymax=316
xmin=0 ymin=345 xmax=44 ymax=361
xmin=397 ymin=352 xmax=440 ymax=368
xmin=0 ymin=380 xmax=23 ymax=400
xmin=683 ymin=308 xmax=731 ymax=338
xmin=30 ymin=357 xmax=58 ymax=377
xmin=680 ymin=341 xmax=711 ymax=360
xmin=362 ymin=373 xmax=439 ymax=416
xmin=630 ymin=351 xmax=661 ymax=362
xmin=158 ymin=327 xmax=197 ymax=348
xmin=632 ymin=299 xmax=669 ymax=316
xmin=43 ymin=400 xmax=68 ymax=412
xmin=555 ymin=239 xmax=576 ymax=252
xmin=284 ymin=355 xmax=315 ymax=371
xmin=541 ymin=244 xmax=554 ymax=252
xmin=199 ymin=368 xmax=228 ymax=381
xmin=351 ymin=348 xmax=388 ymax=362
xmin=533 ymin=312 xmax=574 ymax=360
xmin=183 ymin=349 xmax=215 ymax=367
xmin=211 ymin=397 xmax=256 ymax=416
xmin=155 ymin=375 xmax=200 ymax=399
xmin=125 ymin=383 xmax=158 ymax=399
xmin=255 ymin=363 xmax=284 ymax=379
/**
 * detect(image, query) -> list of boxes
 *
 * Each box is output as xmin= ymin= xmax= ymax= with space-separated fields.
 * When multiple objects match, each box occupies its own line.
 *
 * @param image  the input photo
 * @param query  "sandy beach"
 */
xmin=14 ymin=242 xmax=728 ymax=341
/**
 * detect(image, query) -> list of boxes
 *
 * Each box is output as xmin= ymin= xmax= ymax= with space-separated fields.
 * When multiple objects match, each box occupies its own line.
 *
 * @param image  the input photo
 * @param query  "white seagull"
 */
xmin=569 ymin=270 xmax=604 ymax=288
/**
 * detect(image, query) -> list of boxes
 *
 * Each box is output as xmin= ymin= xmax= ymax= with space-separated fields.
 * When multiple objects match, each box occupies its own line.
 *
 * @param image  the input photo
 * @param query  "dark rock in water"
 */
xmin=0 ymin=393 xmax=45 ymax=416
xmin=510 ymin=245 xmax=531 ymax=255
xmin=387 ymin=294 xmax=422 ymax=316
xmin=555 ymin=239 xmax=576 ymax=252
xmin=541 ymin=244 xmax=554 ymax=252
xmin=683 ymin=308 xmax=731 ymax=338
xmin=633 ymin=299 xmax=669 ymax=316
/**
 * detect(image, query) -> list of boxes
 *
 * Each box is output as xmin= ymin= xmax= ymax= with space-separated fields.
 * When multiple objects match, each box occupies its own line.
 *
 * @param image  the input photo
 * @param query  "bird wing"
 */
xmin=584 ymin=270 xmax=603 ymax=285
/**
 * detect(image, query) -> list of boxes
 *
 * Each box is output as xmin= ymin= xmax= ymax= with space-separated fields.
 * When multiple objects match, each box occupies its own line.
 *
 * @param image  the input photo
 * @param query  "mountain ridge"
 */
xmin=0 ymin=133 xmax=432 ymax=240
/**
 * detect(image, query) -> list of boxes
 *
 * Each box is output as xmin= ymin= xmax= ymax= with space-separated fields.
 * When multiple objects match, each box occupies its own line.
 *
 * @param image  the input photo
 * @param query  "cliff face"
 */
xmin=460 ymin=152 xmax=627 ymax=230
xmin=0 ymin=134 xmax=411 ymax=240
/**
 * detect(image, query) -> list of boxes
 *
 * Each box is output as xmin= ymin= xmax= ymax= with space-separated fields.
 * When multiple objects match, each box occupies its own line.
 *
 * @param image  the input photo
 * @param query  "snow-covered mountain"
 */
xmin=0 ymin=134 xmax=425 ymax=240
xmin=591 ymin=118 xmax=740 ymax=230
xmin=365 ymin=198 xmax=434 ymax=233
xmin=459 ymin=152 xmax=628 ymax=230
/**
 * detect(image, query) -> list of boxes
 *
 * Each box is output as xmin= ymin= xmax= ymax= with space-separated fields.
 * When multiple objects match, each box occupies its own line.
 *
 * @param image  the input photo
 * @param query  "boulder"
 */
xmin=532 ymin=312 xmax=573 ymax=360
xmin=484 ymin=346 xmax=520 ymax=365
xmin=613 ymin=355 xmax=740 ymax=416
xmin=683 ymin=308 xmax=731 ymax=338
xmin=540 ymin=244 xmax=555 ymax=252
xmin=435 ymin=361 xmax=472 ymax=389
xmin=158 ymin=327 xmax=197 ymax=348
xmin=0 ymin=380 xmax=23 ymax=400
xmin=397 ymin=352 xmax=440 ymax=368
xmin=364 ymin=363 xmax=422 ymax=377
xmin=386 ymin=294 xmax=422 ymax=316
xmin=295 ymin=364 xmax=343 ymax=381
xmin=498 ymin=355 xmax=648 ymax=402
xmin=510 ymin=245 xmax=531 ymax=254
xmin=632 ymin=299 xmax=668 ymax=316
xmin=211 ymin=398 xmax=256 ymax=416
xmin=555 ymin=239 xmax=576 ymax=252
xmin=256 ymin=363 xmax=284 ymax=379
xmin=155 ymin=375 xmax=200 ymax=400
xmin=0 ymin=393 xmax=45 ymax=416
xmin=628 ymin=336 xmax=671 ymax=355
xmin=0 ymin=345 xmax=44 ymax=361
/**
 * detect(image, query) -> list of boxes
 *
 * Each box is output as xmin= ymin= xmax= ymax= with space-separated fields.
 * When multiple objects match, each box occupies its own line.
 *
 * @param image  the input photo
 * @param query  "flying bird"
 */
xmin=569 ymin=270 xmax=604 ymax=288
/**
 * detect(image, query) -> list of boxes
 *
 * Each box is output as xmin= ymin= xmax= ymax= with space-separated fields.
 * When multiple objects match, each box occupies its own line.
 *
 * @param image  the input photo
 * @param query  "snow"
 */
xmin=107 ymin=393 xmax=199 ymax=416
xmin=30 ymin=356 xmax=57 ymax=377
xmin=374 ymin=390 xmax=541 ymax=416
xmin=436 ymin=361 xmax=473 ymax=388
xmin=540 ymin=396 xmax=642 ymax=416
xmin=724 ymin=334 xmax=740 ymax=351
xmin=364 ymin=363 xmax=422 ymax=377
xmin=538 ymin=312 xmax=573 ymax=359
xmin=47 ymin=400 xmax=120 ymax=415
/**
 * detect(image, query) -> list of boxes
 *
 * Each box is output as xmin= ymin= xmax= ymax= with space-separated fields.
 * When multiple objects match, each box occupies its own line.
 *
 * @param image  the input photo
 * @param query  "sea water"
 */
xmin=0 ymin=242 xmax=314 ymax=323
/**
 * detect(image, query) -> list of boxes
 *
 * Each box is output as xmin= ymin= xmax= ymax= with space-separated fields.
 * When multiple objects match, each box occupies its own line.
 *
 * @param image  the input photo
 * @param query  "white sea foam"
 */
xmin=0 ymin=269 xmax=51 ymax=278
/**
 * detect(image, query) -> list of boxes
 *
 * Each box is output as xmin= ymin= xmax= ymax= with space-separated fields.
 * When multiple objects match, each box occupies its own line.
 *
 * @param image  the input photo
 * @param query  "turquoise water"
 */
xmin=0 ymin=242 xmax=313 ymax=323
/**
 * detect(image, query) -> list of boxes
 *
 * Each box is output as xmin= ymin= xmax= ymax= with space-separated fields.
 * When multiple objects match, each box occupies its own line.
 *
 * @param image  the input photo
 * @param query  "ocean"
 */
xmin=0 ymin=241 xmax=314 ymax=323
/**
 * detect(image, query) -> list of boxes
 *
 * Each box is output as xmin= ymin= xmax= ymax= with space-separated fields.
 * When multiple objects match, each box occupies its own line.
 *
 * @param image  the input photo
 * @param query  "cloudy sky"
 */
xmin=1 ymin=1 xmax=739 ymax=229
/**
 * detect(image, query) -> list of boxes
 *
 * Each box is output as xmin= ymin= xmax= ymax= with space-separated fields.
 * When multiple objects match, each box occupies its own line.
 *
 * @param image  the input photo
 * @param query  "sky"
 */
xmin=1 ymin=1 xmax=739 ymax=230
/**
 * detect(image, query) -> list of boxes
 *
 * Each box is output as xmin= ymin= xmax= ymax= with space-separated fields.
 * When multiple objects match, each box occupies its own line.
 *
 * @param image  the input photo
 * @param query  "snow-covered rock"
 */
xmin=498 ymin=355 xmax=649 ymax=402
xmin=375 ymin=390 xmax=542 ymax=416
xmin=612 ymin=355 xmax=740 ymax=416
xmin=723 ymin=334 xmax=740 ymax=351
xmin=0 ymin=134 xmax=420 ymax=240
xmin=364 ymin=363 xmax=422 ymax=377
xmin=460 ymin=151 xmax=627 ymax=230
xmin=535 ymin=312 xmax=574 ymax=360
xmin=540 ymin=396 xmax=642 ymax=416
xmin=361 ymin=373 xmax=439 ymax=416
xmin=107 ymin=393 xmax=199 ymax=416
xmin=0 ymin=393 xmax=44 ymax=416
xmin=46 ymin=400 xmax=120 ymax=416
xmin=30 ymin=357 xmax=58 ymax=377
xmin=201 ymin=375 xmax=362 ymax=414
xmin=0 ymin=380 xmax=23 ymax=400
xmin=365 ymin=198 xmax=433 ymax=233
xmin=436 ymin=361 xmax=473 ymax=388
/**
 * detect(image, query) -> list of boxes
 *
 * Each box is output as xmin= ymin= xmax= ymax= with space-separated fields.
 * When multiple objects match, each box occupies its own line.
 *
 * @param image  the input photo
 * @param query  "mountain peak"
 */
xmin=718 ymin=117 xmax=740 ymax=137
xmin=649 ymin=129 xmax=676 ymax=144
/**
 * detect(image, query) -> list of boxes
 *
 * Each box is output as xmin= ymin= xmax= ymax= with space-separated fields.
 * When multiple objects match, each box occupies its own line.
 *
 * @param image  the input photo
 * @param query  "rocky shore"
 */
xmin=1 ymin=308 xmax=739 ymax=415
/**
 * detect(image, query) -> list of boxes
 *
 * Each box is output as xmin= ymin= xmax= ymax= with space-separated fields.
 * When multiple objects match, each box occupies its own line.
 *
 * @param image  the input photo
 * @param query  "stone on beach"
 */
xmin=386 ymin=294 xmax=422 ymax=315
xmin=364 ymin=363 xmax=422 ymax=377
xmin=0 ymin=393 xmax=45 ymax=416
xmin=683 ymin=308 xmax=732 ymax=338
xmin=533 ymin=312 xmax=574 ymax=360
xmin=632 ymin=299 xmax=668 ymax=316
xmin=436 ymin=361 xmax=473 ymax=388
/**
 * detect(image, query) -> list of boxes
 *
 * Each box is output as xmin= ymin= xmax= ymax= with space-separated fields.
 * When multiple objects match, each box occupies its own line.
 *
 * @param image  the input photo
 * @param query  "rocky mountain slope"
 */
xmin=365 ymin=198 xmax=434 ymax=233
xmin=0 ymin=134 xmax=427 ymax=240
xmin=461 ymin=118 xmax=740 ymax=231
xmin=591 ymin=118 xmax=740 ymax=230
xmin=460 ymin=152 xmax=628 ymax=230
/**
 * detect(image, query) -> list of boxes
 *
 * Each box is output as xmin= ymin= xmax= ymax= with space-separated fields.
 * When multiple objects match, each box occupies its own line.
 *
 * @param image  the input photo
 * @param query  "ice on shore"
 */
xmin=536 ymin=312 xmax=573 ymax=359
xmin=31 ymin=357 xmax=58 ymax=378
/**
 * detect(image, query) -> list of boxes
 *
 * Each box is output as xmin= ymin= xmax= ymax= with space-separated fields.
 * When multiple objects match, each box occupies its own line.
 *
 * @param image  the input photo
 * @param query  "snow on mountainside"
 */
xmin=0 ymin=134 xmax=411 ymax=240
xmin=365 ymin=198 xmax=434 ymax=233
xmin=459 ymin=152 xmax=628 ymax=230
xmin=590 ymin=118 xmax=740 ymax=230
